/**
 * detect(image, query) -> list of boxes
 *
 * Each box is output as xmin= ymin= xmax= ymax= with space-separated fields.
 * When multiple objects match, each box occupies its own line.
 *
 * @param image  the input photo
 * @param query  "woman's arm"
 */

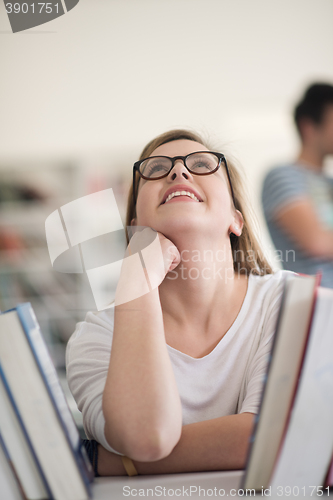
xmin=98 ymin=413 xmax=255 ymax=476
xmin=102 ymin=230 xmax=182 ymax=462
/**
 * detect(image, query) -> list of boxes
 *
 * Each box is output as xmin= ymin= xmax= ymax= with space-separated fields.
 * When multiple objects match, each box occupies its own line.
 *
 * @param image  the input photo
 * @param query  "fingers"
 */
xmin=165 ymin=242 xmax=181 ymax=273
xmin=126 ymin=227 xmax=157 ymax=257
xmin=116 ymin=228 xmax=179 ymax=305
xmin=127 ymin=228 xmax=180 ymax=281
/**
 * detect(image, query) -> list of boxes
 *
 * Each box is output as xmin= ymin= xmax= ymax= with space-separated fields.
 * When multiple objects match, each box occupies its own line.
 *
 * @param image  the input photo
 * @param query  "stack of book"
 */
xmin=243 ymin=274 xmax=333 ymax=494
xmin=0 ymin=303 xmax=93 ymax=500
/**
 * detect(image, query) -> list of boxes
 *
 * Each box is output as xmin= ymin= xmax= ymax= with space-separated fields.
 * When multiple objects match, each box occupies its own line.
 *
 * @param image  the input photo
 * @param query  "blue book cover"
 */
xmin=0 ymin=303 xmax=94 ymax=499
xmin=15 ymin=303 xmax=94 ymax=487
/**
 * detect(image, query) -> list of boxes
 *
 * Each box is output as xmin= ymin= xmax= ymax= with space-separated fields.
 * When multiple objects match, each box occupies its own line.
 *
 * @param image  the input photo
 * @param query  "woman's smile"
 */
xmin=164 ymin=193 xmax=199 ymax=203
xmin=161 ymin=184 xmax=203 ymax=205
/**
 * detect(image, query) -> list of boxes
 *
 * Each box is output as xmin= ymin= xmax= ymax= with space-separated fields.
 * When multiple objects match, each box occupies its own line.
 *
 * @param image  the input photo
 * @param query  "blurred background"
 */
xmin=1 ymin=0 xmax=333 ymax=430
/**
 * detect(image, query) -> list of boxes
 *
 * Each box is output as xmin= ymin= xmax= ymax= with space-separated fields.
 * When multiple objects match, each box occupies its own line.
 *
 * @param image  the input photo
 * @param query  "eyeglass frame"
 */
xmin=132 ymin=151 xmax=236 ymax=207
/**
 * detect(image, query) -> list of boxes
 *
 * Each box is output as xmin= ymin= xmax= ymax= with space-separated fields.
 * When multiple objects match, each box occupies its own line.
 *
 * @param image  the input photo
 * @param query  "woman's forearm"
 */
xmin=98 ymin=413 xmax=255 ymax=476
xmin=102 ymin=286 xmax=182 ymax=462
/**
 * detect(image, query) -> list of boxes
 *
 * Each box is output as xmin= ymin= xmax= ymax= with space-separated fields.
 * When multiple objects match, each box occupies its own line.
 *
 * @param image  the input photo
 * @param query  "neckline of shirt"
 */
xmin=166 ymin=273 xmax=255 ymax=362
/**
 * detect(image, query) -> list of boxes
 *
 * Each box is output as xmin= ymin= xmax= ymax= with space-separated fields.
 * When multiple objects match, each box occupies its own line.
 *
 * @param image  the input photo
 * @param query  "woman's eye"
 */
xmin=191 ymin=161 xmax=211 ymax=171
xmin=147 ymin=163 xmax=167 ymax=176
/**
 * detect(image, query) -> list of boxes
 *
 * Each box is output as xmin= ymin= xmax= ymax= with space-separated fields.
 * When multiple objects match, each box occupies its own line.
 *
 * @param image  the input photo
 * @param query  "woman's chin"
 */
xmin=157 ymin=217 xmax=211 ymax=239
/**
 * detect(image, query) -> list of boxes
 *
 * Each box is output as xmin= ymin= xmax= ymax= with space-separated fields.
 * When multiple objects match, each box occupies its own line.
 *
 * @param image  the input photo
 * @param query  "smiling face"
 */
xmin=133 ymin=139 xmax=243 ymax=243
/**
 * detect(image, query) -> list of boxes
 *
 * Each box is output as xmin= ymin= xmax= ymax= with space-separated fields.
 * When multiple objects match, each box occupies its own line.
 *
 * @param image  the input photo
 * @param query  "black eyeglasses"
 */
xmin=132 ymin=151 xmax=235 ymax=205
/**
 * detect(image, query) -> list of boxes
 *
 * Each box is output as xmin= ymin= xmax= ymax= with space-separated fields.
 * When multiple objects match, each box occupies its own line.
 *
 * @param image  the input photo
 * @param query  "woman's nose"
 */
xmin=167 ymin=160 xmax=193 ymax=181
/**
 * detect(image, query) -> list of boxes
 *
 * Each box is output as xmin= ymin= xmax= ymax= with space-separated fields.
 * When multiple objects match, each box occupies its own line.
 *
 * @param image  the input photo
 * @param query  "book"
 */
xmin=325 ymin=456 xmax=333 ymax=489
xmin=0 ymin=433 xmax=25 ymax=500
xmin=270 ymin=286 xmax=333 ymax=488
xmin=243 ymin=273 xmax=318 ymax=490
xmin=0 ymin=303 xmax=93 ymax=500
xmin=0 ymin=371 xmax=49 ymax=499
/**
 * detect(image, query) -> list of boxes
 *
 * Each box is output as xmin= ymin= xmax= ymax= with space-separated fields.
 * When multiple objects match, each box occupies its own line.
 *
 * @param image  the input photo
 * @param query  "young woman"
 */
xmin=66 ymin=129 xmax=287 ymax=476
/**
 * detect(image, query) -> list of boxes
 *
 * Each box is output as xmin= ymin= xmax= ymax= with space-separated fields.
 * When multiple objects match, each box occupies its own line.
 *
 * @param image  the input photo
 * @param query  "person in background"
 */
xmin=262 ymin=83 xmax=333 ymax=288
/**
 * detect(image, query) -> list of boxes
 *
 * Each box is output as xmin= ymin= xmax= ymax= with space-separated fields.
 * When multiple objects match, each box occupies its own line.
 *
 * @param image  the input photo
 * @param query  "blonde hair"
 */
xmin=126 ymin=129 xmax=273 ymax=276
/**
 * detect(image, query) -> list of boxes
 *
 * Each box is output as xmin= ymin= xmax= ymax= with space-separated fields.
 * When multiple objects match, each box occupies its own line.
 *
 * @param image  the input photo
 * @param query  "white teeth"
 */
xmin=165 ymin=191 xmax=200 ymax=203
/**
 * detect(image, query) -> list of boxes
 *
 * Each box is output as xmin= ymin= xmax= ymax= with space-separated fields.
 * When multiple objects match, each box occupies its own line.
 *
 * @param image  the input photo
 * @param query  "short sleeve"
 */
xmin=238 ymin=273 xmax=287 ymax=414
xmin=262 ymin=166 xmax=308 ymax=221
xmin=66 ymin=309 xmax=122 ymax=455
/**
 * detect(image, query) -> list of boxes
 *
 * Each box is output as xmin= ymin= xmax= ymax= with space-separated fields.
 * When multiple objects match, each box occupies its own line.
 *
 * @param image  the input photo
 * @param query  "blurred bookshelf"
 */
xmin=0 ymin=158 xmax=129 ymax=435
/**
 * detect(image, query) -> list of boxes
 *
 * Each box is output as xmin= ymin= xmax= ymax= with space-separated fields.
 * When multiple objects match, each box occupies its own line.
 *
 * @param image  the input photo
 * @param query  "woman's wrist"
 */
xmin=97 ymin=445 xmax=127 ymax=476
xmin=121 ymin=456 xmax=139 ymax=476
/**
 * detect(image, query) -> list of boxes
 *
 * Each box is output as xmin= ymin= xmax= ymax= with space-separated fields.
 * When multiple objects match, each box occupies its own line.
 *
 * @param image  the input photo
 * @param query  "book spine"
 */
xmin=325 ymin=456 xmax=333 ymax=488
xmin=0 ymin=365 xmax=52 ymax=499
xmin=269 ymin=275 xmax=320 ymax=483
xmin=16 ymin=303 xmax=93 ymax=488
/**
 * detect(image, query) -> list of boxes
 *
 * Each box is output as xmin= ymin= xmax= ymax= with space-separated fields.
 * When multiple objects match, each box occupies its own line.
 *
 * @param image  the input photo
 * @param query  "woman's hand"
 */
xmin=158 ymin=231 xmax=181 ymax=274
xmin=97 ymin=446 xmax=126 ymax=476
xmin=138 ymin=230 xmax=181 ymax=288
xmin=116 ymin=229 xmax=180 ymax=305
xmin=127 ymin=228 xmax=180 ymax=280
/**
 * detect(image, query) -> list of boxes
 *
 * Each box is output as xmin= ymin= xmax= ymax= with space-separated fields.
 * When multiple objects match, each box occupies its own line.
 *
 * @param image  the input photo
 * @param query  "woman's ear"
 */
xmin=130 ymin=218 xmax=136 ymax=226
xmin=229 ymin=210 xmax=244 ymax=236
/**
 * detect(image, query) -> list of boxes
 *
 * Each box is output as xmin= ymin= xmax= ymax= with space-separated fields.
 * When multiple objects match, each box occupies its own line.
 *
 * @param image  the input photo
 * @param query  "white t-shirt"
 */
xmin=66 ymin=270 xmax=289 ymax=454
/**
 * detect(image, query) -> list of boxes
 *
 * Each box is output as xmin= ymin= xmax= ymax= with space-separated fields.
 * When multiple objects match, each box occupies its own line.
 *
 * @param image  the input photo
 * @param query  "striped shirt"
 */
xmin=262 ymin=163 xmax=333 ymax=288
